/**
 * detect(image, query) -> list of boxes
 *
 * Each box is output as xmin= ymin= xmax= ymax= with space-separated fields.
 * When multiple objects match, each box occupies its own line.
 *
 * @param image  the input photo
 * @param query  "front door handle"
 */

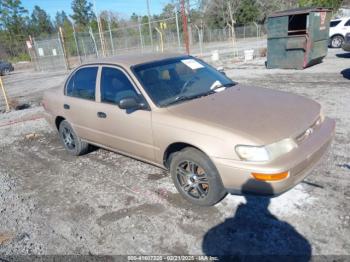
xmin=63 ymin=104 xmax=70 ymax=110
xmin=97 ymin=112 xmax=107 ymax=118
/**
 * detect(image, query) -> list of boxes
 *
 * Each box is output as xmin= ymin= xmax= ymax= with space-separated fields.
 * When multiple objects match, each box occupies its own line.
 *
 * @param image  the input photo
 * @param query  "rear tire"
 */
xmin=330 ymin=35 xmax=344 ymax=48
xmin=170 ymin=147 xmax=227 ymax=206
xmin=58 ymin=120 xmax=89 ymax=156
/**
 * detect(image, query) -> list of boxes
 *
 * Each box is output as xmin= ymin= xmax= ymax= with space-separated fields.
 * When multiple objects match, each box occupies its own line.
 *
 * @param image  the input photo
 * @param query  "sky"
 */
xmin=21 ymin=0 xmax=170 ymax=19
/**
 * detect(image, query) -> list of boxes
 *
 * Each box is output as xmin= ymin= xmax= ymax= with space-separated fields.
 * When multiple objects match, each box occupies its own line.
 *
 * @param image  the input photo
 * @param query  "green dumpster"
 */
xmin=267 ymin=8 xmax=332 ymax=69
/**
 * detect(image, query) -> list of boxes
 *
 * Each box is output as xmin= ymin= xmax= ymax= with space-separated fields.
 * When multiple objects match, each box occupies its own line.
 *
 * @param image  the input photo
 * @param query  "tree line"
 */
xmin=0 ymin=0 xmax=345 ymax=61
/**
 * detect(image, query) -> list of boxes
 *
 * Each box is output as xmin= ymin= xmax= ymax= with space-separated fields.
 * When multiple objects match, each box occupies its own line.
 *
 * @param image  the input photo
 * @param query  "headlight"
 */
xmin=235 ymin=138 xmax=297 ymax=162
xmin=235 ymin=145 xmax=269 ymax=162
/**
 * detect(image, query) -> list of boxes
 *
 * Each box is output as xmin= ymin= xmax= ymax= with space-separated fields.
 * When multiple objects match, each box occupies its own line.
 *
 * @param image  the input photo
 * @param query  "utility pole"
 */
xmin=181 ymin=0 xmax=190 ymax=54
xmin=147 ymin=0 xmax=154 ymax=49
xmin=186 ymin=0 xmax=192 ymax=46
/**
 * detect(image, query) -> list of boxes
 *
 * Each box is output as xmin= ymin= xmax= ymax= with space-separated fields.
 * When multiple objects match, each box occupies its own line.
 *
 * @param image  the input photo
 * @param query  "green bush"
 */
xmin=9 ymin=53 xmax=31 ymax=63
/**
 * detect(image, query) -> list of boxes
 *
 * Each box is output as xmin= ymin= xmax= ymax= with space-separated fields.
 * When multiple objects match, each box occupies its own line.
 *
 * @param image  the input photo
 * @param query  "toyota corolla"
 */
xmin=43 ymin=53 xmax=335 ymax=206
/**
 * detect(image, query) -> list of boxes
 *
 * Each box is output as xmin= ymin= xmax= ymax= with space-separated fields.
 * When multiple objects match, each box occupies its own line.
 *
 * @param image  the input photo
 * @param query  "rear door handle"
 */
xmin=97 ymin=112 xmax=107 ymax=118
xmin=63 ymin=104 xmax=70 ymax=110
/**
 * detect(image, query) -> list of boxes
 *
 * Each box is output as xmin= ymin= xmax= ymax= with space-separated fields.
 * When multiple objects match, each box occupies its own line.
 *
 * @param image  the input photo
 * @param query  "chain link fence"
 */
xmin=32 ymin=35 xmax=67 ymax=71
xmin=31 ymin=19 xmax=267 ymax=71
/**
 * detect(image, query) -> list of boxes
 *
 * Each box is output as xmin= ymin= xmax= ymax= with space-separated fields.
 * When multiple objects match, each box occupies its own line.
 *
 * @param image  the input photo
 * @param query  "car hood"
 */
xmin=166 ymin=84 xmax=321 ymax=145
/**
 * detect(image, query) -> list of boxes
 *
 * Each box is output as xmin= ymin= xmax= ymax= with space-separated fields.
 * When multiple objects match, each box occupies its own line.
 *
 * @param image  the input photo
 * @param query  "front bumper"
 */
xmin=342 ymin=43 xmax=350 ymax=52
xmin=213 ymin=117 xmax=335 ymax=196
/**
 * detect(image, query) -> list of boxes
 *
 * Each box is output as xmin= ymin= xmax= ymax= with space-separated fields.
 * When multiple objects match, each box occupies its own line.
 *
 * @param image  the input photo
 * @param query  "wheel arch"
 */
xmin=55 ymin=116 xmax=66 ymax=130
xmin=163 ymin=142 xmax=209 ymax=169
xmin=330 ymin=33 xmax=345 ymax=38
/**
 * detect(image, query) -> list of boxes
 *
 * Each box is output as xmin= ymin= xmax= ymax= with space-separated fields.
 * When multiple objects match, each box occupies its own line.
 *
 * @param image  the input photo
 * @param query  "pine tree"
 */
xmin=30 ymin=5 xmax=53 ymax=36
xmin=55 ymin=11 xmax=71 ymax=29
xmin=0 ymin=0 xmax=28 ymax=58
xmin=0 ymin=0 xmax=28 ymax=35
xmin=71 ymin=0 xmax=95 ymax=28
xmin=236 ymin=0 xmax=260 ymax=25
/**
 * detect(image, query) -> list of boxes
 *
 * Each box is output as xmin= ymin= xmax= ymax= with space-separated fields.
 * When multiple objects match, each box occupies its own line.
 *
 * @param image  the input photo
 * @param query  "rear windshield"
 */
xmin=330 ymin=20 xmax=341 ymax=27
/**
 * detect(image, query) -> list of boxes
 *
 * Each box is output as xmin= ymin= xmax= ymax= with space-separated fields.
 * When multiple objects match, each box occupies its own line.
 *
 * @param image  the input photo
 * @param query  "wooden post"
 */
xmin=0 ymin=76 xmax=10 ymax=112
xmin=97 ymin=15 xmax=106 ymax=57
xmin=227 ymin=1 xmax=236 ymax=49
xmin=155 ymin=27 xmax=164 ymax=52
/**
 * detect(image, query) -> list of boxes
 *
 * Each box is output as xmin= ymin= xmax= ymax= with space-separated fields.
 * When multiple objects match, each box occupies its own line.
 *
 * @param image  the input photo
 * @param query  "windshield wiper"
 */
xmin=164 ymin=82 xmax=236 ymax=107
xmin=165 ymin=94 xmax=203 ymax=107
xmin=210 ymin=82 xmax=236 ymax=91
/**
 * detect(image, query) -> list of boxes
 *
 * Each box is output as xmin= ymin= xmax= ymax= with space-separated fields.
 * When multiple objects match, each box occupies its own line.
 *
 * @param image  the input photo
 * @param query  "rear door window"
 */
xmin=66 ymin=67 xmax=98 ymax=100
xmin=345 ymin=19 xmax=350 ymax=26
xmin=100 ymin=67 xmax=138 ymax=104
xmin=330 ymin=20 xmax=341 ymax=27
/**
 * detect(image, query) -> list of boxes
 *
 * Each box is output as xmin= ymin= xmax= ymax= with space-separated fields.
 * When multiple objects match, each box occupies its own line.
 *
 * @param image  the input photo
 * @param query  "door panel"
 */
xmin=62 ymin=65 xmax=101 ymax=143
xmin=95 ymin=66 xmax=155 ymax=161
xmin=93 ymin=103 xmax=155 ymax=161
xmin=64 ymin=96 xmax=102 ymax=143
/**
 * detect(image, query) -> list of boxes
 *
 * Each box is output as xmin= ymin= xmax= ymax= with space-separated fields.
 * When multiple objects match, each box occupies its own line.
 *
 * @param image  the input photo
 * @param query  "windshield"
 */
xmin=132 ymin=56 xmax=235 ymax=107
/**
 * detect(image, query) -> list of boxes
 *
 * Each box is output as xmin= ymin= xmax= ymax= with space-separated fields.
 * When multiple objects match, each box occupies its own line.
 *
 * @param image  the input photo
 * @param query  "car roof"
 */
xmin=331 ymin=17 xmax=350 ymax=21
xmin=82 ymin=52 xmax=185 ymax=68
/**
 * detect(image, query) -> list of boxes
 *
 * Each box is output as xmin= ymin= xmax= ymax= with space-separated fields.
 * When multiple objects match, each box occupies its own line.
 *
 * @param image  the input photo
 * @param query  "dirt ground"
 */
xmin=0 ymin=49 xmax=349 ymax=258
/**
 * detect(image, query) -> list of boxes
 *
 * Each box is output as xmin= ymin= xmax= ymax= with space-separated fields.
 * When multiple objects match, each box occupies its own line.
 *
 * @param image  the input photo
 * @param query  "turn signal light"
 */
xmin=251 ymin=171 xmax=289 ymax=181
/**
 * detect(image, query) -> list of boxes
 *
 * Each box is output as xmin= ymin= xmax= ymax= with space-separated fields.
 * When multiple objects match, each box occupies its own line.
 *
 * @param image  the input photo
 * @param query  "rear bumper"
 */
xmin=213 ymin=117 xmax=335 ymax=196
xmin=43 ymin=111 xmax=56 ymax=130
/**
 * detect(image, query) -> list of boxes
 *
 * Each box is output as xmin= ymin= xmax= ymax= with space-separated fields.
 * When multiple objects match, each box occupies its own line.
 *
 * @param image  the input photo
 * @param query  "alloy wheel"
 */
xmin=332 ymin=36 xmax=343 ymax=48
xmin=62 ymin=127 xmax=75 ymax=150
xmin=176 ymin=160 xmax=209 ymax=199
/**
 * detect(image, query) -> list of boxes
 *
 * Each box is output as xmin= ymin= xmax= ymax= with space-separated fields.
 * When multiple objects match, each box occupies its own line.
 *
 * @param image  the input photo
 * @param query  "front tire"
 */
xmin=58 ymin=120 xmax=89 ymax=156
xmin=170 ymin=148 xmax=227 ymax=206
xmin=330 ymin=35 xmax=344 ymax=48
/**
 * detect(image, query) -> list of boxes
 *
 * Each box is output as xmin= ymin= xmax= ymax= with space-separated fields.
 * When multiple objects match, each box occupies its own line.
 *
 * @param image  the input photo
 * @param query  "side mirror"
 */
xmin=217 ymin=66 xmax=226 ymax=76
xmin=118 ymin=97 xmax=147 ymax=110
